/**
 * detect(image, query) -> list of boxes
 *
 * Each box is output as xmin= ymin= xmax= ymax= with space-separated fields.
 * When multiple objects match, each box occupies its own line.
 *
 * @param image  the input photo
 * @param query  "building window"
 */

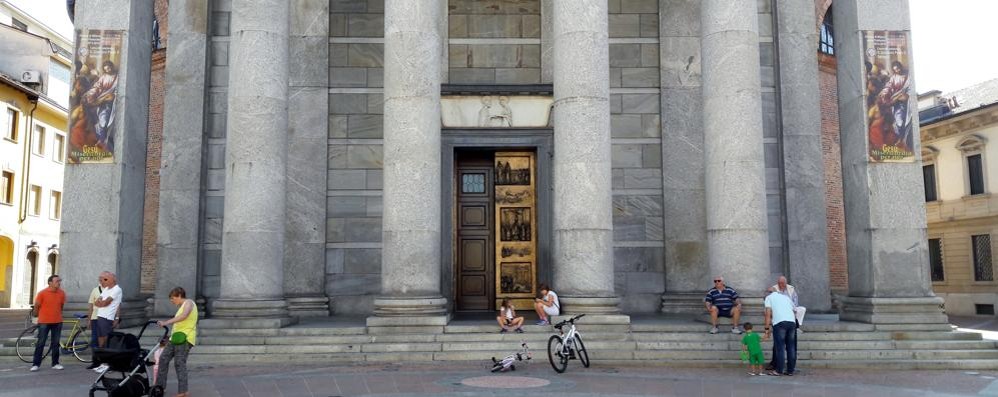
xmin=819 ymin=8 xmax=834 ymax=55
xmin=28 ymin=185 xmax=41 ymax=216
xmin=462 ymin=173 xmax=485 ymax=193
xmin=972 ymin=234 xmax=993 ymax=282
xmin=928 ymin=238 xmax=944 ymax=282
xmin=32 ymin=125 xmax=46 ymax=156
xmin=968 ymin=154 xmax=985 ymax=195
xmin=11 ymin=18 xmax=28 ymax=32
xmin=3 ymin=108 xmax=17 ymax=141
xmin=923 ymin=164 xmax=937 ymax=202
xmin=53 ymin=134 xmax=65 ymax=162
xmin=1 ymin=171 xmax=13 ymax=205
xmin=49 ymin=191 xmax=62 ymax=220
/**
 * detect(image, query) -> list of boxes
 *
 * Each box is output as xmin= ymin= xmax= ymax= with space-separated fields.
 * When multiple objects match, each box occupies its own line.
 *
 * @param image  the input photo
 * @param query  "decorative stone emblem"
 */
xmin=478 ymin=96 xmax=513 ymax=127
xmin=441 ymin=95 xmax=553 ymax=128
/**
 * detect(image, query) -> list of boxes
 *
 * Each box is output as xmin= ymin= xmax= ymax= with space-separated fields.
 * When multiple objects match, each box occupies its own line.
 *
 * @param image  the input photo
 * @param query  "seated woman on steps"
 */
xmin=533 ymin=284 xmax=560 ymax=326
xmin=497 ymin=298 xmax=525 ymax=333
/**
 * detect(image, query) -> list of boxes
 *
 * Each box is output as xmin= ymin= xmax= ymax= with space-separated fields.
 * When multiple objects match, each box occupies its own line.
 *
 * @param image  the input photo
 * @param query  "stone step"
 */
xmin=890 ymin=331 xmax=982 ymax=340
xmin=875 ymin=323 xmax=956 ymax=332
xmin=633 ymin=349 xmax=998 ymax=361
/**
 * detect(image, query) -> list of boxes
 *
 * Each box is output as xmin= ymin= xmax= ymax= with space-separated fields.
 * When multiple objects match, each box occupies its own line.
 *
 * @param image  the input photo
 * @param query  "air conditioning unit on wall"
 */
xmin=20 ymin=71 xmax=40 ymax=84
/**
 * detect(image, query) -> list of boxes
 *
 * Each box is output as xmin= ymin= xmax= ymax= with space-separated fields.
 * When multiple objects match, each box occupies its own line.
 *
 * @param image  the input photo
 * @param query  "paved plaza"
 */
xmin=0 ymin=358 xmax=996 ymax=397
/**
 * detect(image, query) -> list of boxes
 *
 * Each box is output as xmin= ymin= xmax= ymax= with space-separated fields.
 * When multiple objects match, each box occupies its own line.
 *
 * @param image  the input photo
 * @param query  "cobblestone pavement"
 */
xmin=1 ymin=358 xmax=997 ymax=396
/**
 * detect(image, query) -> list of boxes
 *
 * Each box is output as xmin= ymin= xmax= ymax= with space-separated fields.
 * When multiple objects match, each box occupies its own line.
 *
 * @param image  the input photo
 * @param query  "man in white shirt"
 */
xmin=772 ymin=276 xmax=806 ymax=330
xmin=92 ymin=271 xmax=123 ymax=373
xmin=85 ymin=278 xmax=103 ymax=369
xmin=764 ymin=287 xmax=798 ymax=376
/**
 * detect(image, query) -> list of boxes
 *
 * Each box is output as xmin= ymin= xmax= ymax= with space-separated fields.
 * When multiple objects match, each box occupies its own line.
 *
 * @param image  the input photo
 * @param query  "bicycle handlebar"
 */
xmin=553 ymin=313 xmax=585 ymax=329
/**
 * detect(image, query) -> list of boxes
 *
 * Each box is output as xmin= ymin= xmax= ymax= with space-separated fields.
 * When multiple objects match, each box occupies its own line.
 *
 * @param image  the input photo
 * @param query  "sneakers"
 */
xmin=732 ymin=327 xmax=743 ymax=334
xmin=515 ymin=327 xmax=524 ymax=334
xmin=500 ymin=328 xmax=508 ymax=334
xmin=86 ymin=362 xmax=100 ymax=370
xmin=93 ymin=363 xmax=109 ymax=373
xmin=709 ymin=327 xmax=719 ymax=334
xmin=52 ymin=364 xmax=64 ymax=370
xmin=29 ymin=366 xmax=39 ymax=372
xmin=536 ymin=320 xmax=549 ymax=326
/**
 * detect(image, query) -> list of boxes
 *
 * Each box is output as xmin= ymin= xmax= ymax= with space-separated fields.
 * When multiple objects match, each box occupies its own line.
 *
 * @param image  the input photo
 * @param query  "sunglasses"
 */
xmin=101 ymin=278 xmax=109 ymax=281
xmin=713 ymin=280 xmax=723 ymax=283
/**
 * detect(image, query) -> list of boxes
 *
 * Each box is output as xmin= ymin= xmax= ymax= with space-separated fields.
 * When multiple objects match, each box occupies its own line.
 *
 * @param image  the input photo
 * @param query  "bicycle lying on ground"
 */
xmin=16 ymin=308 xmax=92 ymax=363
xmin=491 ymin=341 xmax=531 ymax=372
xmin=547 ymin=313 xmax=590 ymax=373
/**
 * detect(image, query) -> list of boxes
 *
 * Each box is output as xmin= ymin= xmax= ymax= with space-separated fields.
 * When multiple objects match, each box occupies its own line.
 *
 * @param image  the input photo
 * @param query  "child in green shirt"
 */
xmin=741 ymin=322 xmax=765 ymax=375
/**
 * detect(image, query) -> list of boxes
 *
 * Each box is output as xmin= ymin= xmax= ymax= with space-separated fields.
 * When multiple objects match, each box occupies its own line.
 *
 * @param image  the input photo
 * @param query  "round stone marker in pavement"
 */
xmin=461 ymin=376 xmax=551 ymax=388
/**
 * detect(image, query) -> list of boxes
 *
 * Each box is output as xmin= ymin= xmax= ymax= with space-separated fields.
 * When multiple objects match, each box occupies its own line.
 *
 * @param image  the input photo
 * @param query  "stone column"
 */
xmin=774 ymin=0 xmax=831 ymax=311
xmin=833 ymin=0 xmax=946 ymax=324
xmin=153 ymin=0 xmax=210 ymax=316
xmin=368 ymin=0 xmax=448 ymax=330
xmin=700 ymin=0 xmax=771 ymax=294
xmin=284 ymin=0 xmax=331 ymax=317
xmin=551 ymin=0 xmax=620 ymax=315
xmin=659 ymin=0 xmax=710 ymax=314
xmin=60 ymin=0 xmax=154 ymax=326
xmin=210 ymin=0 xmax=292 ymax=326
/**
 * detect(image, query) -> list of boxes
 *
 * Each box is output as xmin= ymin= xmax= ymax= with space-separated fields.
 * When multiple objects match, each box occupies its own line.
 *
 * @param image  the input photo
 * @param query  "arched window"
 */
xmin=26 ymin=250 xmax=38 ymax=304
xmin=47 ymin=251 xmax=58 ymax=278
xmin=819 ymin=7 xmax=835 ymax=55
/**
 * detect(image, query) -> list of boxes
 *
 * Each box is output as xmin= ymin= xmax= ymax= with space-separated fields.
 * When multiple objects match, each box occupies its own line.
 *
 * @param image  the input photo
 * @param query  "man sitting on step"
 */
xmin=704 ymin=276 xmax=742 ymax=334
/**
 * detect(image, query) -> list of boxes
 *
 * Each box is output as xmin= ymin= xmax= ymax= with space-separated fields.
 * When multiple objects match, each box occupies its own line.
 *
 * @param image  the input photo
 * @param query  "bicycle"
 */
xmin=547 ymin=313 xmax=590 ymax=373
xmin=16 ymin=309 xmax=93 ymax=363
xmin=491 ymin=341 xmax=531 ymax=372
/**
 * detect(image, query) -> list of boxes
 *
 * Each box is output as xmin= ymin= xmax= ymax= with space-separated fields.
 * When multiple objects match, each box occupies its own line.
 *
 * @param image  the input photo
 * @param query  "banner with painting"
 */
xmin=863 ymin=30 xmax=915 ymax=162
xmin=68 ymin=30 xmax=122 ymax=163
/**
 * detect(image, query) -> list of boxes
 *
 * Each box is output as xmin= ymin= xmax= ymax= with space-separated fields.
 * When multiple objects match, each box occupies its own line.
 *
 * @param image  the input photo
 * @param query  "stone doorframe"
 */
xmin=441 ymin=129 xmax=554 ymax=312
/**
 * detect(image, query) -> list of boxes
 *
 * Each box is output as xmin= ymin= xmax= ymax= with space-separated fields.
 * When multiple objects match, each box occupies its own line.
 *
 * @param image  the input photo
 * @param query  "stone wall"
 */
xmin=327 ymin=0 xmax=386 ymax=314
xmin=448 ymin=0 xmax=541 ymax=84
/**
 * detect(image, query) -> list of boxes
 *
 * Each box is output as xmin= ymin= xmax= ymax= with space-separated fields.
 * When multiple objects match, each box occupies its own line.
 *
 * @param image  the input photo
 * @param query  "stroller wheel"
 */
xmin=150 ymin=385 xmax=165 ymax=397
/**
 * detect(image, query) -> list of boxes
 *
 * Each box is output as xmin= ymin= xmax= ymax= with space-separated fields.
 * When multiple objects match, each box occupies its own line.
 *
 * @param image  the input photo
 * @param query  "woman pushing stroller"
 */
xmin=151 ymin=287 xmax=198 ymax=397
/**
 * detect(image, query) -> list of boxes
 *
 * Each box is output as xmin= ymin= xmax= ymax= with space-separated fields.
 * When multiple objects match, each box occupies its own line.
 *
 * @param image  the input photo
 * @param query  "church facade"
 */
xmin=58 ymin=0 xmax=946 ymax=327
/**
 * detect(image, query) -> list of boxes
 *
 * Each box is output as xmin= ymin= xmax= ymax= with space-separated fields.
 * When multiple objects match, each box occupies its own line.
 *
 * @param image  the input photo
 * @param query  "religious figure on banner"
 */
xmin=878 ymin=61 xmax=912 ymax=152
xmin=862 ymin=30 xmax=915 ymax=162
xmin=69 ymin=30 xmax=123 ymax=163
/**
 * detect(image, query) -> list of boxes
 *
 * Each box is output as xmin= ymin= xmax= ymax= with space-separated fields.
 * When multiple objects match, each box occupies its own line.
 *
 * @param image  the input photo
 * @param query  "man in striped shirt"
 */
xmin=704 ymin=276 xmax=743 ymax=334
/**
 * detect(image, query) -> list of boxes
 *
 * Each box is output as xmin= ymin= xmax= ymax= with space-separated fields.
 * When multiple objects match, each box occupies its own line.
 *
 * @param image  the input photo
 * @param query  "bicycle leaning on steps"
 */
xmin=15 ymin=307 xmax=93 ymax=363
xmin=546 ymin=313 xmax=590 ymax=373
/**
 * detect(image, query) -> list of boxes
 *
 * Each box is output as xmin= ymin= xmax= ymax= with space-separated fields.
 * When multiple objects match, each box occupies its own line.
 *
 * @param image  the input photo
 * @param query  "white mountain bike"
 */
xmin=547 ymin=314 xmax=590 ymax=373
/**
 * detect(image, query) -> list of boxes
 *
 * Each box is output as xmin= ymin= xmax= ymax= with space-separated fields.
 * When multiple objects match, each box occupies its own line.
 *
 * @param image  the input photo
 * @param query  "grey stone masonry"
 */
xmin=60 ymin=0 xmax=154 ymax=327
xmin=833 ymin=0 xmax=946 ymax=323
xmin=285 ymin=0 xmax=331 ymax=317
xmin=659 ymin=0 xmax=709 ymax=312
xmin=775 ymin=0 xmax=830 ymax=311
xmin=213 ymin=0 xmax=291 ymax=322
xmin=371 ymin=0 xmax=448 ymax=321
xmin=552 ymin=0 xmax=621 ymax=315
xmin=154 ymin=0 xmax=210 ymax=317
xmin=700 ymin=0 xmax=771 ymax=295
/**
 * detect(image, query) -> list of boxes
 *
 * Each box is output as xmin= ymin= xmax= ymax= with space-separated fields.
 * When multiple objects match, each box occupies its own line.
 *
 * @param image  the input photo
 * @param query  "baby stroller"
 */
xmin=89 ymin=321 xmax=168 ymax=397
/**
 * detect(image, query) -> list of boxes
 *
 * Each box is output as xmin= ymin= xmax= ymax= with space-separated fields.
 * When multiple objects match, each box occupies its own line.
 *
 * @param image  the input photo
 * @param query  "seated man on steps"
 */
xmin=705 ymin=276 xmax=742 ymax=334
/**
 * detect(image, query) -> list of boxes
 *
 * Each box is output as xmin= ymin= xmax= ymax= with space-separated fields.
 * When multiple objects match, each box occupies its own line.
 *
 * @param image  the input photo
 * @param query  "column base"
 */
xmin=287 ymin=295 xmax=331 ymax=317
xmin=367 ymin=296 xmax=450 ymax=334
xmin=65 ymin=295 xmax=149 ymax=328
xmin=840 ymin=296 xmax=948 ymax=324
xmin=207 ymin=298 xmax=295 ymax=328
xmin=660 ymin=292 xmax=707 ymax=315
xmin=559 ymin=296 xmax=621 ymax=314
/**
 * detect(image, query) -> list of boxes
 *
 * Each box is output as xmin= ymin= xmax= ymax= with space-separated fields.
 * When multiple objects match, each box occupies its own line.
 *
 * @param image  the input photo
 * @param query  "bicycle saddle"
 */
xmin=74 ymin=313 xmax=87 ymax=319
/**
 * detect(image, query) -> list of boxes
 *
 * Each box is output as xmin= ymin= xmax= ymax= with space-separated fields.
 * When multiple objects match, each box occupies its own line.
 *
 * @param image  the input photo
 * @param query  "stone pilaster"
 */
xmin=659 ymin=0 xmax=709 ymax=314
xmin=153 ymin=0 xmax=210 ymax=317
xmin=284 ymin=0 xmax=331 ymax=317
xmin=833 ymin=0 xmax=946 ymax=324
xmin=701 ymin=0 xmax=770 ymax=294
xmin=210 ymin=0 xmax=292 ymax=327
xmin=368 ymin=0 xmax=448 ymax=328
xmin=775 ymin=0 xmax=831 ymax=311
xmin=60 ymin=0 xmax=154 ymax=327
xmin=551 ymin=0 xmax=620 ymax=315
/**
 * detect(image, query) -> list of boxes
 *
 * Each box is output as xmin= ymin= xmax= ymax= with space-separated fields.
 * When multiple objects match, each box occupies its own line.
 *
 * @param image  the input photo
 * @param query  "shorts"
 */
xmin=543 ymin=305 xmax=559 ymax=317
xmin=716 ymin=307 xmax=733 ymax=318
xmin=94 ymin=318 xmax=114 ymax=338
xmin=749 ymin=351 xmax=764 ymax=365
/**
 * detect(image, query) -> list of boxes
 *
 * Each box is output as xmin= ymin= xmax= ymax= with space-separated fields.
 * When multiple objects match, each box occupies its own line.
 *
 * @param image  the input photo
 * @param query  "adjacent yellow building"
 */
xmin=0 ymin=1 xmax=71 ymax=308
xmin=920 ymin=79 xmax=998 ymax=317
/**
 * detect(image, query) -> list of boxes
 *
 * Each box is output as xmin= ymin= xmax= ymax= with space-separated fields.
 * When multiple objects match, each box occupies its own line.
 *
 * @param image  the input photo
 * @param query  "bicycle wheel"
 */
xmin=69 ymin=326 xmax=93 ymax=362
xmin=574 ymin=335 xmax=590 ymax=368
xmin=16 ymin=326 xmax=48 ymax=363
xmin=547 ymin=334 xmax=568 ymax=373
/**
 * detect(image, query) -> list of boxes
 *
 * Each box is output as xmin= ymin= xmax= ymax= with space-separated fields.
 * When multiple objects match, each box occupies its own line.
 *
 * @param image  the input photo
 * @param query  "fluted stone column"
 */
xmin=368 ymin=0 xmax=448 ymax=329
xmin=775 ymin=0 xmax=831 ymax=311
xmin=210 ymin=0 xmax=292 ymax=326
xmin=551 ymin=0 xmax=620 ymax=315
xmin=60 ymin=0 xmax=154 ymax=327
xmin=701 ymin=0 xmax=771 ymax=294
xmin=833 ymin=0 xmax=946 ymax=325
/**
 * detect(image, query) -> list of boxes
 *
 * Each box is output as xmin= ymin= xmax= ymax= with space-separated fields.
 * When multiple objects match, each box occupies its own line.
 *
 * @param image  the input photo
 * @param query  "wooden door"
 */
xmin=455 ymin=152 xmax=494 ymax=311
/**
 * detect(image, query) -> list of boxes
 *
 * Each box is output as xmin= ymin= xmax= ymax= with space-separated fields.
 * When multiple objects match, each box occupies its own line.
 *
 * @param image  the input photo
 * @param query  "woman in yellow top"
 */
xmin=153 ymin=287 xmax=198 ymax=397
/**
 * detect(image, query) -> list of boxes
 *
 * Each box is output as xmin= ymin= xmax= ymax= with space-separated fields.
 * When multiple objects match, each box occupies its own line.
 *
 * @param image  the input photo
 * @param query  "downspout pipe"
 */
xmin=17 ymin=97 xmax=39 ymax=224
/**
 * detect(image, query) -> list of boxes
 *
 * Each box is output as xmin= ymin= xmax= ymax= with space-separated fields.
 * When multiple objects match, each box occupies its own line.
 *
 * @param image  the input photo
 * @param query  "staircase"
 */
xmin=2 ymin=314 xmax=996 ymax=369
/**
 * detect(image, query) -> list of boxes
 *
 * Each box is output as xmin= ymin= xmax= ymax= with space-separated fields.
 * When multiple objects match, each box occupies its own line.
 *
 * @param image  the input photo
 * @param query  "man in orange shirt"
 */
xmin=30 ymin=275 xmax=66 ymax=372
